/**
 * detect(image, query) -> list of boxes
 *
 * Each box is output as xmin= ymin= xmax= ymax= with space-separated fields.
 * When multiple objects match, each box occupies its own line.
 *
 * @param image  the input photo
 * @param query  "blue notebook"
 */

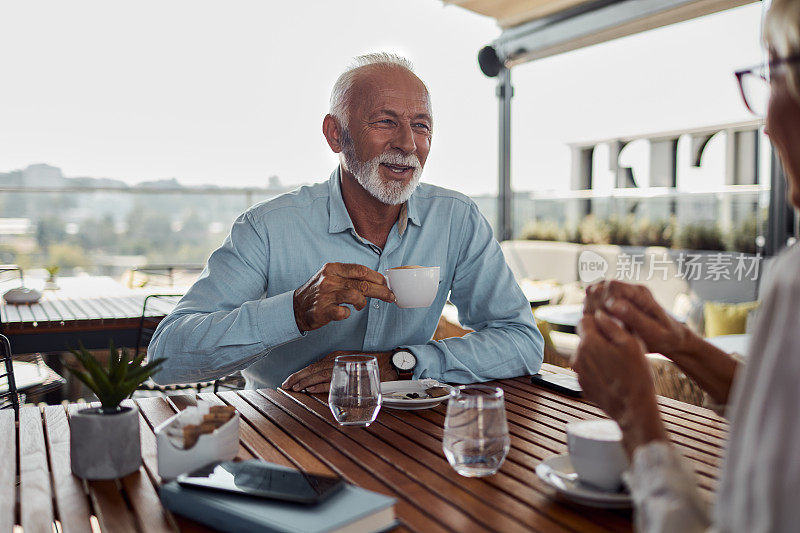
xmin=160 ymin=478 xmax=396 ymax=533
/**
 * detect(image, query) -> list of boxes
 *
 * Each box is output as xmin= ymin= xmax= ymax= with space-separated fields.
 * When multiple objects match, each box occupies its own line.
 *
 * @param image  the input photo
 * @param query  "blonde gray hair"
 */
xmin=764 ymin=0 xmax=800 ymax=99
xmin=329 ymin=53 xmax=429 ymax=128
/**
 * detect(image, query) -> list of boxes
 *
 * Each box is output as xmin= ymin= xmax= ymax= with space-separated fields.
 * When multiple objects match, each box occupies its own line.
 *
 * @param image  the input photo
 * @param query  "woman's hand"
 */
xmin=584 ymin=280 xmax=695 ymax=359
xmin=584 ymin=280 xmax=738 ymax=404
xmin=573 ymin=310 xmax=668 ymax=456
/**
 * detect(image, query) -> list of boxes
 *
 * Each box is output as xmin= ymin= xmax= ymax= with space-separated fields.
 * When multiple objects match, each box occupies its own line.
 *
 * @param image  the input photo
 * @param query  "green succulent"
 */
xmin=65 ymin=343 xmax=166 ymax=413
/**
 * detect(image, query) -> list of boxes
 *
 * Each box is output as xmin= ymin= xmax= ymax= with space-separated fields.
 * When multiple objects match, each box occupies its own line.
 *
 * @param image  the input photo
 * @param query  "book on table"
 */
xmin=160 ymin=475 xmax=397 ymax=533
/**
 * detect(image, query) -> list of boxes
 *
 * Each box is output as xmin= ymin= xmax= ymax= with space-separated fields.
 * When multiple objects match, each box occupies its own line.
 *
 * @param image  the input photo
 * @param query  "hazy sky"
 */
xmin=0 ymin=1 xmax=763 ymax=195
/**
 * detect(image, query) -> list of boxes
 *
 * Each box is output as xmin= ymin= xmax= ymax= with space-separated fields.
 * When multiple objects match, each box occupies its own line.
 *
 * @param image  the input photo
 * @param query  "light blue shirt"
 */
xmin=150 ymin=169 xmax=543 ymax=389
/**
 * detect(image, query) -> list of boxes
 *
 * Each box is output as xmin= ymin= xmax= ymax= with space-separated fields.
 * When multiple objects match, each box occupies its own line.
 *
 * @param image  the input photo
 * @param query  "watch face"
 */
xmin=392 ymin=351 xmax=416 ymax=371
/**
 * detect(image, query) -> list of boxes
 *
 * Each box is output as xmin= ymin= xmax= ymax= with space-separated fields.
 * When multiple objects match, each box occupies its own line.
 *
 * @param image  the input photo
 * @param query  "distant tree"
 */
xmin=47 ymin=243 xmax=90 ymax=270
xmin=76 ymin=214 xmax=117 ymax=251
xmin=35 ymin=216 xmax=67 ymax=249
xmin=176 ymin=209 xmax=206 ymax=246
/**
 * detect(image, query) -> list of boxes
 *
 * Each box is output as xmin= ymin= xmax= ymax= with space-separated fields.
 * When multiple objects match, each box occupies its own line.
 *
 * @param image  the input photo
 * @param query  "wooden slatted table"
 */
xmin=0 ymin=277 xmax=179 ymax=353
xmin=3 ymin=365 xmax=726 ymax=532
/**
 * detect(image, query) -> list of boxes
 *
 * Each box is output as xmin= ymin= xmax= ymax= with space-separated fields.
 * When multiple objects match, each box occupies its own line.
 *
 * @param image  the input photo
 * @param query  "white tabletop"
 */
xmin=706 ymin=334 xmax=750 ymax=357
xmin=534 ymin=304 xmax=583 ymax=328
xmin=518 ymin=281 xmax=559 ymax=305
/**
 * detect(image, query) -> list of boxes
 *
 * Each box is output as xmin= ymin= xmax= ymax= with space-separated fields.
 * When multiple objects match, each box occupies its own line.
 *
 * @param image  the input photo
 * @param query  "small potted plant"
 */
xmin=65 ymin=343 xmax=165 ymax=479
xmin=44 ymin=265 xmax=60 ymax=290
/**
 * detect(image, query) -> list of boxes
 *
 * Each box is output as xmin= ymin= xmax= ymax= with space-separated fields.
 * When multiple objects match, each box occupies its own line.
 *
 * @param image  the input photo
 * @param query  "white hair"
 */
xmin=329 ymin=53 xmax=426 ymax=128
xmin=764 ymin=0 xmax=800 ymax=100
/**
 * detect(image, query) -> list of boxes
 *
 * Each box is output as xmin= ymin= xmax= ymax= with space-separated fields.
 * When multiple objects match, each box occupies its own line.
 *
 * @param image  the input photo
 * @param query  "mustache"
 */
xmin=374 ymin=151 xmax=420 ymax=169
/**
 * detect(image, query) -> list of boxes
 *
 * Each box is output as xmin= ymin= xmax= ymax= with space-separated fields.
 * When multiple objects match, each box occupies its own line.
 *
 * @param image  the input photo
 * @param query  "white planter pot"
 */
xmin=70 ymin=405 xmax=141 ymax=479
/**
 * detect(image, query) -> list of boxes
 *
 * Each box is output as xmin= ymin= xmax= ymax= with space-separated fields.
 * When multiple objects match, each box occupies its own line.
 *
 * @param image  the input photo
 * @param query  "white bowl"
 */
xmin=154 ymin=404 xmax=239 ymax=480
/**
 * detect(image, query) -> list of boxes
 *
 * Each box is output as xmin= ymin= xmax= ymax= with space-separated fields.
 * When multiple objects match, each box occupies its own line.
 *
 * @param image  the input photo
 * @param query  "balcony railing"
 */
xmin=0 ymin=181 xmax=774 ymax=278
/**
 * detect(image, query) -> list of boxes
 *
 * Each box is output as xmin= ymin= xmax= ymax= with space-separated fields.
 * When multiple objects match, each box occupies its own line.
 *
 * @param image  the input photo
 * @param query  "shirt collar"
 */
xmin=403 ymin=186 xmax=422 ymax=234
xmin=328 ymin=167 xmax=354 ymax=234
xmin=327 ymin=166 xmax=423 ymax=236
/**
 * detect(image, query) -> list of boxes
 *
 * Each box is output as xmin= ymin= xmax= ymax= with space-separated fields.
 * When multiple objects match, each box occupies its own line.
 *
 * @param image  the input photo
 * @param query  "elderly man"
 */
xmin=149 ymin=53 xmax=543 ymax=392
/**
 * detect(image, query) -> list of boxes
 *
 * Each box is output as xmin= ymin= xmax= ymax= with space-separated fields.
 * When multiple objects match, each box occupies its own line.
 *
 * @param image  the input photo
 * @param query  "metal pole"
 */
xmin=497 ymin=67 xmax=513 ymax=241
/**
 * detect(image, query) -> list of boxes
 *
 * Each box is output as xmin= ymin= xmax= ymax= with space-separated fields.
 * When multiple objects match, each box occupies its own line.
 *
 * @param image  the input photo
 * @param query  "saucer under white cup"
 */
xmin=535 ymin=454 xmax=632 ymax=509
xmin=383 ymin=266 xmax=439 ymax=308
xmin=566 ymin=419 xmax=629 ymax=492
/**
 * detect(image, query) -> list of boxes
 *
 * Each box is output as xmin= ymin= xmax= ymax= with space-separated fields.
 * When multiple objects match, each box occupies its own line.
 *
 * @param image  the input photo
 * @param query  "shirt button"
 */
xmin=373 ymin=303 xmax=380 ymax=309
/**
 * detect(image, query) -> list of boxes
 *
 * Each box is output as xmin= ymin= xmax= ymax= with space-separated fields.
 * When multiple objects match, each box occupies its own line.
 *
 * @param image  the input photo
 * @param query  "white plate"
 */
xmin=535 ymin=454 xmax=632 ymax=509
xmin=380 ymin=379 xmax=454 ymax=410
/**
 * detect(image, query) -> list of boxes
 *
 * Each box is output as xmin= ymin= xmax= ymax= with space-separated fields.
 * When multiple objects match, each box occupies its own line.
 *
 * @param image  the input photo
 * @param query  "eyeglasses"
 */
xmin=735 ymin=55 xmax=800 ymax=116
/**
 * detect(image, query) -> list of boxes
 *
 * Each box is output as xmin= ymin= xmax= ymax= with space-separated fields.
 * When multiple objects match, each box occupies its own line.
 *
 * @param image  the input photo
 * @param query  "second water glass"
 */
xmin=443 ymin=385 xmax=510 ymax=477
xmin=328 ymin=355 xmax=382 ymax=427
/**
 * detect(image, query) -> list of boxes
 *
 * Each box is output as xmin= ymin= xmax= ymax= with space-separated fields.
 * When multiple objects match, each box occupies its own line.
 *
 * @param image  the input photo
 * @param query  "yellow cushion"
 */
xmin=535 ymin=318 xmax=555 ymax=350
xmin=535 ymin=317 xmax=573 ymax=366
xmin=703 ymin=301 xmax=759 ymax=337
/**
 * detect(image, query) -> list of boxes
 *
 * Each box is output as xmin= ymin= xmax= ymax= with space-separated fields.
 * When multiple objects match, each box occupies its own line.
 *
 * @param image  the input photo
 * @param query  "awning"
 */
xmin=445 ymin=0 xmax=758 ymax=67
xmin=444 ymin=0 xmax=611 ymax=29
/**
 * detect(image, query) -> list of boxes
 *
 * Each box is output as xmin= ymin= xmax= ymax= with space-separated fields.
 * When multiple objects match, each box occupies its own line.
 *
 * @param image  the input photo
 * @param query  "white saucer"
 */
xmin=535 ymin=454 xmax=632 ymax=509
xmin=380 ymin=379 xmax=454 ymax=410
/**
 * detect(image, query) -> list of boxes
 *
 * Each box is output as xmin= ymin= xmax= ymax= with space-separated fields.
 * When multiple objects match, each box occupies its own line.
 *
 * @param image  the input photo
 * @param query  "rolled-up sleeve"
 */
xmin=148 ymin=211 xmax=303 ymax=385
xmin=624 ymin=441 xmax=711 ymax=533
xmin=409 ymin=202 xmax=544 ymax=383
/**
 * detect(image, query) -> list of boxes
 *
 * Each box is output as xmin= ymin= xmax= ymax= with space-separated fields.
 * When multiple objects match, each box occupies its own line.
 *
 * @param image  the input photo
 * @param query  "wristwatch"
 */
xmin=390 ymin=349 xmax=417 ymax=380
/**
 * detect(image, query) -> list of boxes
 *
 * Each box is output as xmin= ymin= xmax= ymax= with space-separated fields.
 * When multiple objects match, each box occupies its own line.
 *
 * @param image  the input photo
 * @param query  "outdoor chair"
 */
xmin=0 ymin=334 xmax=20 ymax=421
xmin=0 ymin=264 xmax=23 ymax=285
xmin=125 ymin=264 xmax=204 ymax=290
xmin=0 ymin=269 xmax=66 ymax=407
xmin=0 ymin=264 xmax=25 ymax=298
xmin=0 ymin=266 xmax=23 ymax=402
xmin=135 ymin=294 xmax=243 ymax=395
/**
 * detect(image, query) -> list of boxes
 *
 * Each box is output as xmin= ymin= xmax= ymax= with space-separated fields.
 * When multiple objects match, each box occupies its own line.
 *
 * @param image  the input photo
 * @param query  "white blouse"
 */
xmin=625 ymin=243 xmax=800 ymax=533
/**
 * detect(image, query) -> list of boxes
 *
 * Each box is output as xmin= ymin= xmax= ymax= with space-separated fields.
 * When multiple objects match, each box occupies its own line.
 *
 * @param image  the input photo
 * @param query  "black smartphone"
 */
xmin=177 ymin=460 xmax=345 ymax=505
xmin=530 ymin=373 xmax=583 ymax=397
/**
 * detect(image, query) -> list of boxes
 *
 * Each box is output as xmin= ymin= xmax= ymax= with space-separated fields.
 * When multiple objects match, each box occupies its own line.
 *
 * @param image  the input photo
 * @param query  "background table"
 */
xmin=518 ymin=281 xmax=559 ymax=307
xmin=0 ymin=277 xmax=179 ymax=353
xmin=2 ymin=365 xmax=727 ymax=532
xmin=706 ymin=334 xmax=750 ymax=356
xmin=534 ymin=304 xmax=583 ymax=334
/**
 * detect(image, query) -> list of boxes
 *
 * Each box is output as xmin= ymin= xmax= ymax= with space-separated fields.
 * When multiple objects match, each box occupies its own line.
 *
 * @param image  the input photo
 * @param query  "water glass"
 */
xmin=443 ymin=385 xmax=510 ymax=477
xmin=328 ymin=355 xmax=382 ymax=427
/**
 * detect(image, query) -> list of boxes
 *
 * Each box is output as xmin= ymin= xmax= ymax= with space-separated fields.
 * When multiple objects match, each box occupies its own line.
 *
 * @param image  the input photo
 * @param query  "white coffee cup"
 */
xmin=384 ymin=266 xmax=440 ymax=308
xmin=566 ymin=419 xmax=629 ymax=492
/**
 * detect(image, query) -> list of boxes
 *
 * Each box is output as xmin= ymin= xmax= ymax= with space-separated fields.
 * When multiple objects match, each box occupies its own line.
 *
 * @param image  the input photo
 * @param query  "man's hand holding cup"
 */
xmin=293 ymin=262 xmax=395 ymax=332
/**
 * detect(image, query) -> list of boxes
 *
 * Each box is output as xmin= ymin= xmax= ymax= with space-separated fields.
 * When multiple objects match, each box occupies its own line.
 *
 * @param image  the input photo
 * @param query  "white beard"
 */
xmin=341 ymin=130 xmax=422 ymax=205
